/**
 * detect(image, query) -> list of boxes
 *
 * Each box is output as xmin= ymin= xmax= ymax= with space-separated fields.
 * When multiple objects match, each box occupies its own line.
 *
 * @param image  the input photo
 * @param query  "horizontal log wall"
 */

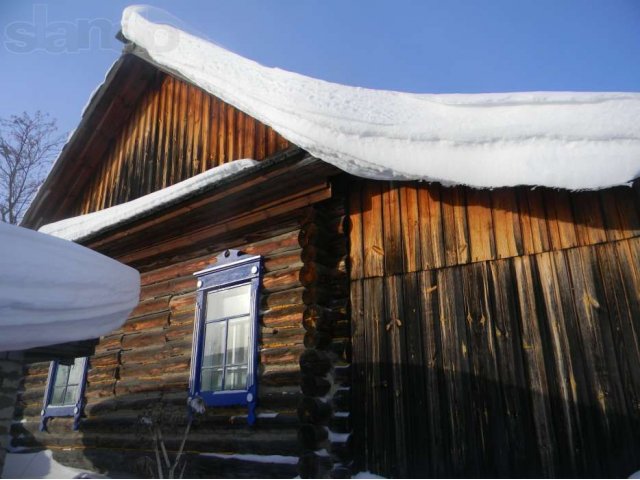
xmin=349 ymin=179 xmax=640 ymax=478
xmin=12 ymin=214 xmax=314 ymax=478
xmin=75 ymin=70 xmax=290 ymax=216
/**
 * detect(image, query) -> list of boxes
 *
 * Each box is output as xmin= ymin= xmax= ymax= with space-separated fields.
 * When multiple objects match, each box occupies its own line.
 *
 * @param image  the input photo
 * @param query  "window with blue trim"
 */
xmin=189 ymin=250 xmax=261 ymax=425
xmin=40 ymin=357 xmax=88 ymax=431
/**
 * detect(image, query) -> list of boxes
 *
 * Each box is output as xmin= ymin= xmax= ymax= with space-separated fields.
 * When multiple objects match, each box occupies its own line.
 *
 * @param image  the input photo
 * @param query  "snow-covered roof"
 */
xmin=0 ymin=222 xmax=139 ymax=352
xmin=119 ymin=6 xmax=640 ymax=190
xmin=40 ymin=159 xmax=259 ymax=242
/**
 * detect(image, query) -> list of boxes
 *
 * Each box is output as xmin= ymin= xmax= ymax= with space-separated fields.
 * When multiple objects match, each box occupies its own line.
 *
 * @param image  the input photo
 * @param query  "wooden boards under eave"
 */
xmin=349 ymin=180 xmax=640 ymax=280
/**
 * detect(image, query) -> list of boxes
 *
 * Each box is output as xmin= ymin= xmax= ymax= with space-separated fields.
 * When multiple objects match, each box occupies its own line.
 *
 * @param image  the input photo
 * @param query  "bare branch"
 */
xmin=0 ymin=111 xmax=64 ymax=224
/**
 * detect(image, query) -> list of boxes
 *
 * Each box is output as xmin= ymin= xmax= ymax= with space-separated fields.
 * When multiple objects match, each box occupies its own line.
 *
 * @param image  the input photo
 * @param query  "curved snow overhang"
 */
xmin=25 ymin=5 xmax=640 ymax=232
xmin=118 ymin=6 xmax=640 ymax=191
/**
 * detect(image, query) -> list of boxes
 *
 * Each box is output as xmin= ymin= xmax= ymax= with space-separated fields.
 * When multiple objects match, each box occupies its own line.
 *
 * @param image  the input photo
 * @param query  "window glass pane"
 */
xmin=67 ymin=358 xmax=84 ymax=386
xmin=202 ymin=322 xmax=225 ymax=369
xmin=206 ymin=284 xmax=251 ymax=320
xmin=201 ymin=368 xmax=223 ymax=392
xmin=226 ymin=316 xmax=249 ymax=367
xmin=224 ymin=365 xmax=248 ymax=390
xmin=51 ymin=386 xmax=66 ymax=406
xmin=63 ymin=385 xmax=79 ymax=405
xmin=53 ymin=364 xmax=70 ymax=388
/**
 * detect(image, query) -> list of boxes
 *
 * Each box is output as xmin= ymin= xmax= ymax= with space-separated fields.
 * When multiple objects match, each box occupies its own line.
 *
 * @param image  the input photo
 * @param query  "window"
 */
xmin=189 ymin=249 xmax=261 ymax=424
xmin=40 ymin=357 xmax=88 ymax=431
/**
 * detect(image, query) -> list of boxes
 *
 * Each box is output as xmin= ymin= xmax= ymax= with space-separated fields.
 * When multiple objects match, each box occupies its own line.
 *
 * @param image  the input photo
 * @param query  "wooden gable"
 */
xmin=23 ymin=54 xmax=291 ymax=227
xmin=75 ymin=70 xmax=290 ymax=217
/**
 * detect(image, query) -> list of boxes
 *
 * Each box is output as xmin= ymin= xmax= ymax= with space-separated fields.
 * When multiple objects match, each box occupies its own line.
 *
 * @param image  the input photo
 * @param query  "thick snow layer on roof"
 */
xmin=121 ymin=6 xmax=640 ymax=190
xmin=0 ymin=223 xmax=139 ymax=352
xmin=39 ymin=159 xmax=259 ymax=242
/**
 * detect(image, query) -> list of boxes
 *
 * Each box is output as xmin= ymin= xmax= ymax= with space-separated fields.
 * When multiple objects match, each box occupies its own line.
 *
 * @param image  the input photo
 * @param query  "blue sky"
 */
xmin=1 ymin=0 xmax=639 ymax=137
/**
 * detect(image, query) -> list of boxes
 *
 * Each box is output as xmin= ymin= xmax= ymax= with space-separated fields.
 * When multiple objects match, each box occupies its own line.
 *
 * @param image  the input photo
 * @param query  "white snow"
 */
xmin=120 ymin=6 xmax=640 ymax=190
xmin=39 ymin=159 xmax=259 ymax=242
xmin=199 ymin=452 xmax=298 ymax=465
xmin=0 ymin=222 xmax=139 ymax=352
xmin=326 ymin=429 xmax=351 ymax=443
xmin=314 ymin=448 xmax=330 ymax=458
xmin=257 ymin=412 xmax=279 ymax=418
xmin=352 ymin=472 xmax=386 ymax=479
xmin=1 ymin=450 xmax=106 ymax=479
xmin=188 ymin=395 xmax=206 ymax=414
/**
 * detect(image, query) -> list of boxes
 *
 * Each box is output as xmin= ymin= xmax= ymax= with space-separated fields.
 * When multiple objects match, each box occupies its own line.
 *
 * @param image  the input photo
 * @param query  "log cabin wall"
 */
xmin=11 ymin=208 xmax=321 ymax=478
xmin=74 ymin=70 xmax=290 ymax=216
xmin=348 ymin=179 xmax=640 ymax=477
xmin=297 ymin=193 xmax=351 ymax=478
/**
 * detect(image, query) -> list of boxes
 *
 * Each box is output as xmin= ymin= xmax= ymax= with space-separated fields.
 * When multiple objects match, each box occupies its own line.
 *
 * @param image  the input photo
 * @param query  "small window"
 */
xmin=40 ymin=357 xmax=88 ymax=431
xmin=189 ymin=250 xmax=261 ymax=424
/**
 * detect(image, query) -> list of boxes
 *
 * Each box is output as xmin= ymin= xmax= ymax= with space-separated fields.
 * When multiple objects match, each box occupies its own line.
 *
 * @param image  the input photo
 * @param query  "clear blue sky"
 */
xmin=1 ymin=0 xmax=639 ymax=137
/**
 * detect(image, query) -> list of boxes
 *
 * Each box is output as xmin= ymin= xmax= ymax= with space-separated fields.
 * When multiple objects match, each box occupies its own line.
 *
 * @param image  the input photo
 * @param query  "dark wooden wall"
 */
xmin=75 ymin=70 xmax=290 ymax=216
xmin=349 ymin=179 xmax=640 ymax=478
xmin=13 ymin=212 xmax=310 ymax=478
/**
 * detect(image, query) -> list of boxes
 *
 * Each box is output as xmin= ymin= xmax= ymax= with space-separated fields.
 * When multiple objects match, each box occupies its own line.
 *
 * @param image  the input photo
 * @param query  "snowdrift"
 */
xmin=0 ymin=222 xmax=139 ymax=351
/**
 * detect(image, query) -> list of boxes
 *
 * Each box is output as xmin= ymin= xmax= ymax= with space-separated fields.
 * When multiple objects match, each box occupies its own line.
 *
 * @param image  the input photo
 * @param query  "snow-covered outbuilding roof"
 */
xmin=0 ymin=222 xmax=139 ymax=352
xmin=120 ymin=5 xmax=640 ymax=190
xmin=39 ymin=159 xmax=259 ymax=242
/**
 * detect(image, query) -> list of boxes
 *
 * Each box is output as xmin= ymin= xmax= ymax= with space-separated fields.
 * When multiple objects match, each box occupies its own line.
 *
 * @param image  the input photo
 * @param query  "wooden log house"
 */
xmin=11 ymin=9 xmax=640 ymax=479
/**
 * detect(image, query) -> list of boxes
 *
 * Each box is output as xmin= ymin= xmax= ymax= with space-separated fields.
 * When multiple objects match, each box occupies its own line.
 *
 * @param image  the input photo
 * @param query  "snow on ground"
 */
xmin=121 ymin=5 xmax=640 ymax=190
xmin=39 ymin=159 xmax=259 ymax=242
xmin=2 ymin=450 xmax=106 ymax=479
xmin=352 ymin=472 xmax=386 ymax=479
xmin=200 ymin=452 xmax=298 ymax=465
xmin=0 ymin=222 xmax=139 ymax=351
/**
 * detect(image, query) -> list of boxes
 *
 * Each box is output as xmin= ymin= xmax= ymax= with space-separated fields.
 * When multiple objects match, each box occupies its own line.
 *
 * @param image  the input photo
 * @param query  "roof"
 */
xmin=22 ymin=6 xmax=640 ymax=230
xmin=39 ymin=159 xmax=259 ymax=242
xmin=120 ymin=5 xmax=640 ymax=190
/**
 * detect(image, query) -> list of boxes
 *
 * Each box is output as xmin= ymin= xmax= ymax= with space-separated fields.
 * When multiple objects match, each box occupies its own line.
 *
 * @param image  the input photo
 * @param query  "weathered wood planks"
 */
xmin=75 ymin=70 xmax=290 ymax=217
xmin=350 ymin=180 xmax=640 ymax=280
xmin=350 ymin=232 xmax=640 ymax=477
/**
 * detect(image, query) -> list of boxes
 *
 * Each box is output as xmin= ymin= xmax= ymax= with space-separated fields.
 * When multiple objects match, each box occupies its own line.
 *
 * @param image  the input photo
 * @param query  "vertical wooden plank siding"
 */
xmin=350 ymin=180 xmax=640 ymax=279
xmin=76 ymin=71 xmax=290 ymax=215
xmin=399 ymin=186 xmax=421 ymax=272
xmin=361 ymin=182 xmax=385 ymax=278
xmin=348 ymin=180 xmax=364 ymax=280
xmin=382 ymin=184 xmax=404 ymax=275
xmin=466 ymin=189 xmax=494 ymax=263
xmin=349 ymin=178 xmax=640 ymax=477
xmin=418 ymin=184 xmax=445 ymax=270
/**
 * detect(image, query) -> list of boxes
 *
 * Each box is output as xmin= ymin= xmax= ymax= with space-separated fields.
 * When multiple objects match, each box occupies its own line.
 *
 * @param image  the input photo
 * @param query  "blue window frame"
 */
xmin=189 ymin=249 xmax=261 ymax=425
xmin=40 ymin=357 xmax=88 ymax=431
